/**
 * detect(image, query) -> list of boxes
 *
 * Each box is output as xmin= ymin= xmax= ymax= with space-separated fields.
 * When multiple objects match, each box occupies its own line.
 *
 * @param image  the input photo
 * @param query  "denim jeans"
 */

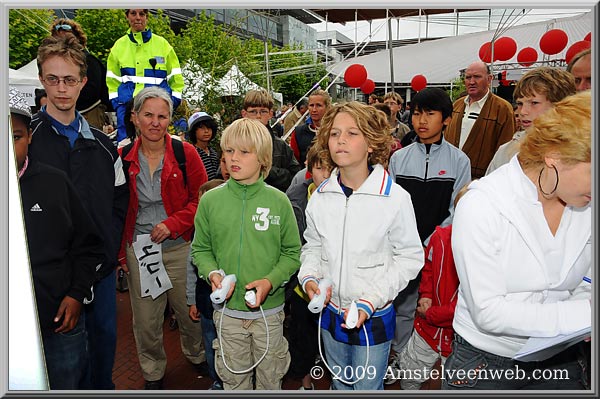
xmin=82 ymin=270 xmax=117 ymax=389
xmin=321 ymin=328 xmax=391 ymax=390
xmin=41 ymin=314 xmax=88 ymax=390
xmin=442 ymin=334 xmax=587 ymax=390
xmin=200 ymin=312 xmax=221 ymax=384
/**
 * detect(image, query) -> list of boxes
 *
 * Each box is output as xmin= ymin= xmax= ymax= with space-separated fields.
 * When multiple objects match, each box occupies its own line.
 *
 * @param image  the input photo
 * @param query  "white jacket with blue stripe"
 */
xmin=299 ymin=164 xmax=424 ymax=318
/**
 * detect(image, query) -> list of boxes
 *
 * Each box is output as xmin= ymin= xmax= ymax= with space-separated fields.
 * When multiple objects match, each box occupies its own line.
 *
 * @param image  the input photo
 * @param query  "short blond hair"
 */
xmin=518 ymin=91 xmax=591 ymax=170
xmin=309 ymin=89 xmax=331 ymax=108
xmin=243 ymin=89 xmax=274 ymax=110
xmin=513 ymin=67 xmax=575 ymax=104
xmin=37 ymin=35 xmax=87 ymax=78
xmin=317 ymin=101 xmax=394 ymax=169
xmin=220 ymin=118 xmax=273 ymax=178
xmin=383 ymin=91 xmax=403 ymax=105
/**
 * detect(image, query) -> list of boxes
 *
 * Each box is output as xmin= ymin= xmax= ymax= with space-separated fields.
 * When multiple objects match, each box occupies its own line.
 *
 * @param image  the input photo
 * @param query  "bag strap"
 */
xmin=171 ymin=139 xmax=187 ymax=187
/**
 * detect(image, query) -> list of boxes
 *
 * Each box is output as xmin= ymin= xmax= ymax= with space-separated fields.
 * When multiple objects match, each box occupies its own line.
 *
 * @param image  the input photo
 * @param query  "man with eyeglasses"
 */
xmin=29 ymin=35 xmax=129 ymax=390
xmin=242 ymin=89 xmax=301 ymax=192
xmin=50 ymin=18 xmax=112 ymax=133
xmin=106 ymin=9 xmax=184 ymax=145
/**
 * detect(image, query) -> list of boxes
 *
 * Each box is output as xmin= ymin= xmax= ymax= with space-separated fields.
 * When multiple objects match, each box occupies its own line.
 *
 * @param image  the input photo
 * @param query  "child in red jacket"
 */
xmin=392 ymin=183 xmax=470 ymax=390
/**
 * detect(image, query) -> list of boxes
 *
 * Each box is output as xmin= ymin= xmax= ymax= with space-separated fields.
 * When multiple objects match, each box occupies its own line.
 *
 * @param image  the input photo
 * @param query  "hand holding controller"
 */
xmin=308 ymin=278 xmax=333 ymax=314
xmin=210 ymin=274 xmax=237 ymax=304
xmin=244 ymin=290 xmax=257 ymax=306
xmin=345 ymin=300 xmax=359 ymax=329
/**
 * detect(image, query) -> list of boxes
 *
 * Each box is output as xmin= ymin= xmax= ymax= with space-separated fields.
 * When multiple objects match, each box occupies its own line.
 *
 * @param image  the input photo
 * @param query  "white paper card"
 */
xmin=513 ymin=327 xmax=591 ymax=362
xmin=133 ymin=234 xmax=173 ymax=299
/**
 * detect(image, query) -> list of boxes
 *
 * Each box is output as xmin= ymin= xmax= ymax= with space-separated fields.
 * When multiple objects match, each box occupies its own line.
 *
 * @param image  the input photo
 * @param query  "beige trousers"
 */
xmin=81 ymin=103 xmax=107 ymax=131
xmin=398 ymin=330 xmax=447 ymax=390
xmin=126 ymin=242 xmax=205 ymax=381
xmin=213 ymin=310 xmax=290 ymax=390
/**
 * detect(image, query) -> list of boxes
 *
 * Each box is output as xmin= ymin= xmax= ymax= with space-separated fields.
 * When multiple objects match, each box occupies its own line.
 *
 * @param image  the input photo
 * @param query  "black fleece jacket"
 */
xmin=19 ymin=160 xmax=104 ymax=331
xmin=29 ymin=112 xmax=129 ymax=280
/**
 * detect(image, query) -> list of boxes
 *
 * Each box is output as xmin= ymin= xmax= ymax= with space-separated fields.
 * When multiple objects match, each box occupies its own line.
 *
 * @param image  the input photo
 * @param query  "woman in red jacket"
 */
xmin=118 ymin=86 xmax=208 ymax=390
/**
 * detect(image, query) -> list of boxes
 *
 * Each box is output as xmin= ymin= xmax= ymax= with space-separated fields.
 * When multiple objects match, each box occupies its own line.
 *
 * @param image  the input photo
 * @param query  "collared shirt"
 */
xmin=43 ymin=106 xmax=82 ymax=148
xmin=134 ymin=150 xmax=185 ymax=250
xmin=458 ymin=90 xmax=490 ymax=150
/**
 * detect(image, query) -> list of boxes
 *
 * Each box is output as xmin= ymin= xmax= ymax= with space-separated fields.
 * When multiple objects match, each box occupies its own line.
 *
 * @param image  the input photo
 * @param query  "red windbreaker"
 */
xmin=414 ymin=225 xmax=459 ymax=357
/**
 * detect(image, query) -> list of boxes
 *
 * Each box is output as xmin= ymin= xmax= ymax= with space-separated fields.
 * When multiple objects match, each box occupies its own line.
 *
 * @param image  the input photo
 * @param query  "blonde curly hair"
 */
xmin=316 ymin=101 xmax=394 ymax=169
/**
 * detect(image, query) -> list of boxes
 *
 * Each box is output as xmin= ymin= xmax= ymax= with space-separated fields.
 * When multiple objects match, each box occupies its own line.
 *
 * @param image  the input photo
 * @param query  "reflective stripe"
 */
xmin=106 ymin=71 xmax=122 ymax=81
xmin=108 ymin=92 xmax=118 ymax=100
xmin=121 ymin=75 xmax=165 ymax=85
xmin=167 ymin=71 xmax=182 ymax=81
xmin=172 ymin=91 xmax=182 ymax=99
xmin=170 ymin=67 xmax=182 ymax=74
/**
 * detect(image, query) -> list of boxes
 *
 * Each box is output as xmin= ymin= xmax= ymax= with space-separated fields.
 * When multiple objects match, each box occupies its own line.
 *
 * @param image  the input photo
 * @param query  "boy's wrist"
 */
xmin=208 ymin=269 xmax=226 ymax=282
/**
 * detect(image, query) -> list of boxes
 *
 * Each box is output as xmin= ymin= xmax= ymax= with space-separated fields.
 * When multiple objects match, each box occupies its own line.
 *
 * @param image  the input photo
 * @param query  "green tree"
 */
xmin=9 ymin=9 xmax=55 ymax=69
xmin=74 ymin=9 xmax=128 ymax=63
xmin=254 ymin=44 xmax=329 ymax=103
xmin=449 ymin=76 xmax=466 ymax=101
xmin=176 ymin=11 xmax=263 ymax=120
xmin=75 ymin=9 xmax=175 ymax=65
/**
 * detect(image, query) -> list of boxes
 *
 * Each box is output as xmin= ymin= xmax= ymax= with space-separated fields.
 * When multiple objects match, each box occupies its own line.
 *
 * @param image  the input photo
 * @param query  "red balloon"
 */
xmin=539 ymin=29 xmax=568 ymax=55
xmin=411 ymin=75 xmax=427 ymax=92
xmin=494 ymin=37 xmax=517 ymax=61
xmin=344 ymin=64 xmax=368 ymax=88
xmin=584 ymin=32 xmax=591 ymax=42
xmin=517 ymin=47 xmax=538 ymax=67
xmin=360 ymin=79 xmax=375 ymax=94
xmin=565 ymin=40 xmax=591 ymax=64
xmin=479 ymin=42 xmax=493 ymax=63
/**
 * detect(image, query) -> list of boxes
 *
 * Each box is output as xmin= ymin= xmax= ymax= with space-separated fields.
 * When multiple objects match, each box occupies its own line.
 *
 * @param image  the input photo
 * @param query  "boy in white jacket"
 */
xmin=298 ymin=101 xmax=423 ymax=390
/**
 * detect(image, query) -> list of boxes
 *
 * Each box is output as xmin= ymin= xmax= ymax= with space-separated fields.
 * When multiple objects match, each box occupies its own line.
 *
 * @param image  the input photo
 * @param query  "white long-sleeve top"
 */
xmin=452 ymin=155 xmax=592 ymax=358
xmin=298 ymin=164 xmax=424 ymax=318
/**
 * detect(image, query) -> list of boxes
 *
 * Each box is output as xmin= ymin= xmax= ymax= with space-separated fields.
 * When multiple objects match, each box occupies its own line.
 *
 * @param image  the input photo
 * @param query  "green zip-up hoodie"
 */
xmin=191 ymin=176 xmax=301 ymax=312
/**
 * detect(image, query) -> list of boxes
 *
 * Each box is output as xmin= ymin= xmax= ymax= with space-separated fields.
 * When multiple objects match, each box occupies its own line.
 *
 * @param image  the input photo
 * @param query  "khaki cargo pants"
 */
xmin=213 ymin=310 xmax=290 ymax=390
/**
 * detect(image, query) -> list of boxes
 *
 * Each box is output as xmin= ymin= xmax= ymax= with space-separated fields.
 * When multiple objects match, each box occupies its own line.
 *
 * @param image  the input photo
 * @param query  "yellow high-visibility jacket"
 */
xmin=107 ymin=28 xmax=183 ymax=140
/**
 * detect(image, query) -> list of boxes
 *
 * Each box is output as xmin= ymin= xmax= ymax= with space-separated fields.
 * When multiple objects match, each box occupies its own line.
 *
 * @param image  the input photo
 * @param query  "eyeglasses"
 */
xmin=54 ymin=24 xmax=73 ymax=32
xmin=42 ymin=75 xmax=81 ymax=87
xmin=246 ymin=109 xmax=270 ymax=116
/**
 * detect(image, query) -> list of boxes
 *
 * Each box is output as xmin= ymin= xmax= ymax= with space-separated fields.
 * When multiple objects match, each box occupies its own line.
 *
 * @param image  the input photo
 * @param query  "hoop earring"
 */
xmin=538 ymin=164 xmax=559 ymax=197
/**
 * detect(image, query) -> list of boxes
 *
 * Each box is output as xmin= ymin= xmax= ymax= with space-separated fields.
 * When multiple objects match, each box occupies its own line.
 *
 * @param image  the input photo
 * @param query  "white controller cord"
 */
xmin=316 ymin=309 xmax=370 ymax=386
xmin=216 ymin=299 xmax=270 ymax=374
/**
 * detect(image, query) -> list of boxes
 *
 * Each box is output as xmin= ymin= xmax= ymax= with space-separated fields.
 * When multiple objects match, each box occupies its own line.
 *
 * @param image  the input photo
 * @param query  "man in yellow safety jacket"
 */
xmin=107 ymin=9 xmax=184 ymax=144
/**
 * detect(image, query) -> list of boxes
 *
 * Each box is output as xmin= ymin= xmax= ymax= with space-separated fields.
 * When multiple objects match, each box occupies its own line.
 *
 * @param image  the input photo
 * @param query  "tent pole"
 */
xmin=325 ymin=12 xmax=329 ymax=82
xmin=455 ymin=9 xmax=459 ymax=36
xmin=264 ymin=41 xmax=271 ymax=93
xmin=354 ymin=9 xmax=358 ymax=100
xmin=418 ymin=9 xmax=422 ymax=43
xmin=388 ymin=9 xmax=394 ymax=91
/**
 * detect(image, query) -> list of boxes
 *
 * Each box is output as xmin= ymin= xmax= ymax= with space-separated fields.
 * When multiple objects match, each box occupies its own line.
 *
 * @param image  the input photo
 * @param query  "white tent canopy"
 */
xmin=182 ymin=62 xmax=284 ymax=105
xmin=328 ymin=11 xmax=592 ymax=85
xmin=181 ymin=59 xmax=218 ymax=104
xmin=217 ymin=65 xmax=283 ymax=104
xmin=218 ymin=64 xmax=261 ymax=96
xmin=9 ymin=59 xmax=42 ymax=106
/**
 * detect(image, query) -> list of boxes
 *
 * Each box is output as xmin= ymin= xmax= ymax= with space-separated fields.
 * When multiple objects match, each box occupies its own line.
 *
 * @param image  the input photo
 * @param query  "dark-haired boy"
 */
xmin=386 ymin=87 xmax=471 ymax=382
